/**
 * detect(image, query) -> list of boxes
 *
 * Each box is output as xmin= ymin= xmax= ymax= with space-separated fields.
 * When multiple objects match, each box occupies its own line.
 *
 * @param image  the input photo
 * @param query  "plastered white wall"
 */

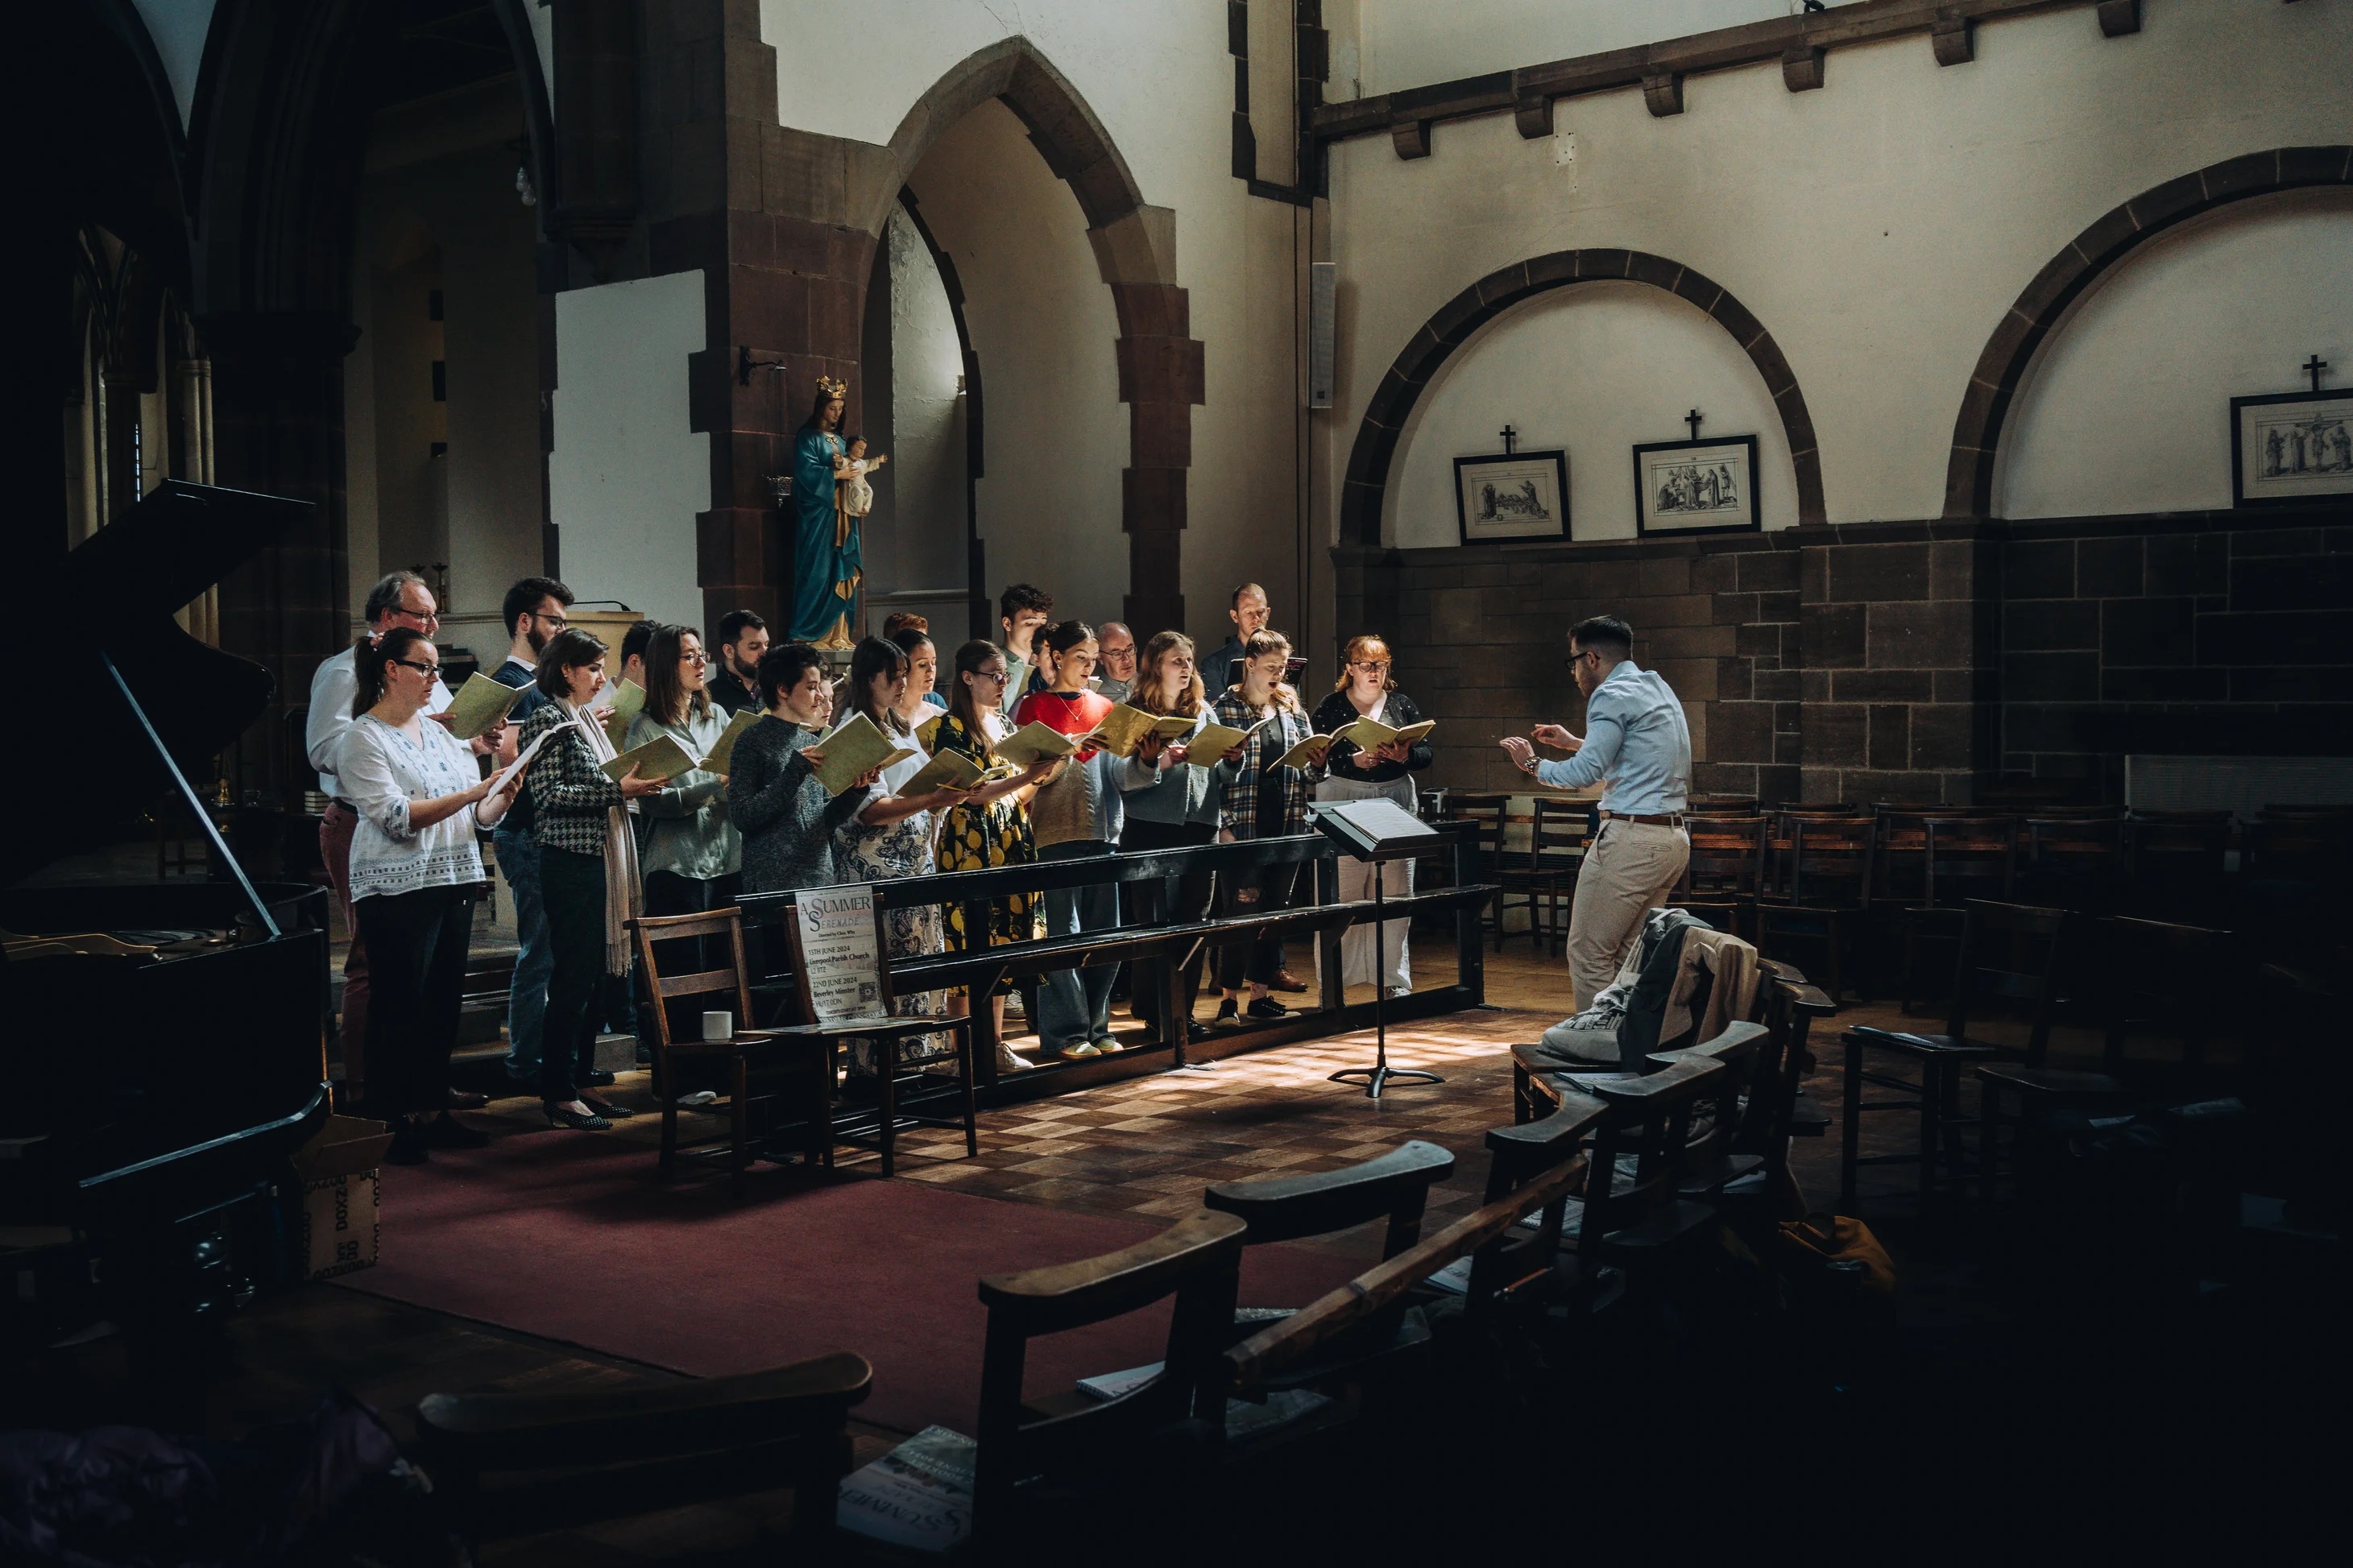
xmin=549 ymin=271 xmax=710 ymax=627
xmin=1353 ymin=0 xmax=1815 ymax=98
xmin=1999 ymin=190 xmax=2353 ymax=519
xmin=884 ymin=205 xmax=968 ymax=596
xmin=1391 ymin=280 xmax=1796 ymax=546
xmin=1325 ymin=0 xmax=2353 ymax=533
xmin=763 ymin=1 xmax=1305 ymax=660
xmin=906 ymin=101 xmax=1126 ymax=630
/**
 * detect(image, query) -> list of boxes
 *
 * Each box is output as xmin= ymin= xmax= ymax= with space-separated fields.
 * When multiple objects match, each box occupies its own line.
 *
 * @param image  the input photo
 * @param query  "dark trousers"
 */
xmin=1216 ymin=858 xmax=1301 ymax=991
xmin=353 ymin=884 xmax=474 ymax=1121
xmin=1123 ymin=818 xmax=1216 ymax=1032
xmin=637 ymin=871 xmax=740 ymax=1086
xmin=539 ymin=846 xmax=609 ymax=1106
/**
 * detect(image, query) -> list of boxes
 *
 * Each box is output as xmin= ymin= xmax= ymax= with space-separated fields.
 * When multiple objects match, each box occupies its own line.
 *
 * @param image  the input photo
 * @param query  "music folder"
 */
xmin=1307 ymin=797 xmax=1435 ymax=860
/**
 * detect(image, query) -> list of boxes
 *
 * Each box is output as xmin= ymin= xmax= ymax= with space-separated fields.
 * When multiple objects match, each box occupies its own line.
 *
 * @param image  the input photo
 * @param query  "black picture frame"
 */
xmin=2230 ymin=388 xmax=2353 ymax=508
xmin=1452 ymin=449 xmax=1571 ymax=545
xmin=1631 ymin=435 xmax=1761 ymax=536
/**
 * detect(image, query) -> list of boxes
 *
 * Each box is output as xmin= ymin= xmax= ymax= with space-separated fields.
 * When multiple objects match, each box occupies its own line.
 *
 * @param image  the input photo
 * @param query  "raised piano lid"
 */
xmin=3 ymin=481 xmax=330 ymax=1216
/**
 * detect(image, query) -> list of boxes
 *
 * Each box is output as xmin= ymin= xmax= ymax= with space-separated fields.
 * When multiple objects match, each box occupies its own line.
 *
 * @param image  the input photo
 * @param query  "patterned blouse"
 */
xmin=340 ymin=714 xmax=489 ymax=900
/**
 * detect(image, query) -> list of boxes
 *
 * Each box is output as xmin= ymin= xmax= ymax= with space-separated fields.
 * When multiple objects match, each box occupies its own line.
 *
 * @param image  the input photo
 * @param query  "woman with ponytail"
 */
xmin=339 ymin=628 xmax=523 ymax=1163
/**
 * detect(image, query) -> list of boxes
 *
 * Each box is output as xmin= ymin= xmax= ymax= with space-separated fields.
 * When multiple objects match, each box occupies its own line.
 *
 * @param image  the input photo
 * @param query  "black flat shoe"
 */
xmin=1212 ymin=1000 xmax=1241 ymax=1029
xmin=579 ymin=1094 xmax=636 ymax=1120
xmin=1245 ymin=996 xmax=1291 ymax=1021
xmin=545 ymin=1104 xmax=612 ymax=1131
xmin=584 ymin=1069 xmax=618 ymax=1087
xmin=425 ymin=1114 xmax=490 ymax=1149
xmin=385 ymin=1124 xmax=430 ymax=1165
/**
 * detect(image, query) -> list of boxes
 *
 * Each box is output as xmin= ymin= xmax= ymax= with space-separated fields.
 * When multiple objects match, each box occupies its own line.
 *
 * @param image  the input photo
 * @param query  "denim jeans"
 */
xmin=494 ymin=828 xmax=553 ymax=1083
xmin=1036 ymin=840 xmax=1119 ymax=1050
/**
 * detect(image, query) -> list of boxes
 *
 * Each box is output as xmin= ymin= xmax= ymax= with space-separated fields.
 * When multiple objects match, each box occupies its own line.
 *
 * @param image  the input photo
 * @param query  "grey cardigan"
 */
xmin=1116 ymin=707 xmax=1229 ymax=828
xmin=727 ymin=715 xmax=868 ymax=894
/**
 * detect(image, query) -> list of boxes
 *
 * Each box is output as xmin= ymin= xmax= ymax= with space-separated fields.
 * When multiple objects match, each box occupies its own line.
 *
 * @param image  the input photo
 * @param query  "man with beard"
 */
xmin=487 ymin=577 xmax=612 ymax=1090
xmin=709 ymin=610 xmax=768 ymax=714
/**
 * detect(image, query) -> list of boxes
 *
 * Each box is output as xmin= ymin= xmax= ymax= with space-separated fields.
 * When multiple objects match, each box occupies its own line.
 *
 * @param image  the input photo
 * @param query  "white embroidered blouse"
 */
xmin=341 ymin=713 xmax=490 ymax=900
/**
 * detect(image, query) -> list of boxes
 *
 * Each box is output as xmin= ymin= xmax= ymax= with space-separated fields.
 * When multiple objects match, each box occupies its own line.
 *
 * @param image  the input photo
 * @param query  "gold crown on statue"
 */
xmin=816 ymin=374 xmax=848 ymax=399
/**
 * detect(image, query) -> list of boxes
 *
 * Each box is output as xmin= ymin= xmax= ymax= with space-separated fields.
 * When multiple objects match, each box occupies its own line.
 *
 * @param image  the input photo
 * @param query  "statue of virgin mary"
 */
xmin=789 ymin=375 xmax=860 ymax=648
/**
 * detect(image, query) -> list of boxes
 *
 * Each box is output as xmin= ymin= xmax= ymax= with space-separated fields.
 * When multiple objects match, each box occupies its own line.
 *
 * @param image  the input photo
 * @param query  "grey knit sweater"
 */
xmin=727 ymin=716 xmax=868 ymax=894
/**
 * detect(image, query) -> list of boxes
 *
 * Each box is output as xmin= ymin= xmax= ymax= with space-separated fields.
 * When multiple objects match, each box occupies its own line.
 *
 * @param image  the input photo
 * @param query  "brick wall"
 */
xmin=1333 ymin=504 xmax=2349 ymax=809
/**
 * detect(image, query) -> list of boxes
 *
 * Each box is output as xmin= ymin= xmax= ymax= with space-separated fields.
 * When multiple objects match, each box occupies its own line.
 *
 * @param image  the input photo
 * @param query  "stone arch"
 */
xmin=868 ymin=38 xmax=1201 ymax=637
xmin=1340 ymin=251 xmax=1825 ymax=547
xmin=1945 ymin=145 xmax=2353 ymax=519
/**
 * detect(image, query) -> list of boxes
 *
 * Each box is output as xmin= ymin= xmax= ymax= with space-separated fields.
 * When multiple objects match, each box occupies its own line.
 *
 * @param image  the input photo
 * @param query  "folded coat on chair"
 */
xmin=1534 ymin=910 xmax=1761 ymax=1073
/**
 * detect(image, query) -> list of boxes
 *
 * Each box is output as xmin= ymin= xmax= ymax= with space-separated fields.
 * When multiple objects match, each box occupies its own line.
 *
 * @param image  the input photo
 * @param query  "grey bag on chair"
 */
xmin=1533 ymin=908 xmax=1710 ymax=1072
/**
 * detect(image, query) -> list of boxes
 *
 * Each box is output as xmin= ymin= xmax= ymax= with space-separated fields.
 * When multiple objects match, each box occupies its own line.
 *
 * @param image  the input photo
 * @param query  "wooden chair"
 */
xmin=974 ymin=1210 xmax=1246 ymax=1534
xmin=776 ymin=888 xmax=979 ymax=1178
xmin=1876 ymin=813 xmax=2018 ymax=1012
xmin=1526 ymin=796 xmax=1592 ymax=957
xmin=1443 ymin=792 xmax=1520 ymax=951
xmin=2015 ymin=814 xmax=2125 ymax=915
xmin=1672 ymin=815 xmax=1766 ymax=941
xmin=2124 ymin=809 xmax=2232 ymax=919
xmin=2098 ymin=915 xmax=2235 ymax=1077
xmin=1754 ymin=813 xmax=1875 ymax=1003
xmin=1554 ymin=1057 xmax=1734 ymax=1312
xmin=628 ymin=908 xmax=835 ymax=1191
xmin=1203 ymin=1141 xmax=1456 ymax=1389
xmin=1841 ymin=900 xmax=2073 ymax=1212
xmin=1465 ymin=1090 xmax=1608 ymax=1310
xmin=415 ymin=1353 xmax=873 ymax=1553
xmin=1688 ymin=792 xmax=1760 ymax=816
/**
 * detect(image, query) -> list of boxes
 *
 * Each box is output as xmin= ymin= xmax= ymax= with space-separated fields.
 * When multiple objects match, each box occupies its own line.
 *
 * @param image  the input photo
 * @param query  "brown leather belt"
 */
xmin=1599 ymin=810 xmax=1686 ymax=827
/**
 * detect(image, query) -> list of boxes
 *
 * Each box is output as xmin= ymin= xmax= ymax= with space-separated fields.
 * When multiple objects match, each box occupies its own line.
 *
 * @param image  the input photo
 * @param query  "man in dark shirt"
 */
xmin=1204 ymin=581 xmax=1270 ymax=693
xmin=709 ymin=609 xmax=768 ymax=714
xmin=487 ymin=577 xmax=614 ymax=1087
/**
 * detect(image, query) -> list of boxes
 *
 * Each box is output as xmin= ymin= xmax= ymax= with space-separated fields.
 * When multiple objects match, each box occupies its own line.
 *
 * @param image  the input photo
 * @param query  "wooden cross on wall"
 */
xmin=1499 ymin=424 xmax=1517 ymax=455
xmin=2305 ymin=354 xmax=2330 ymax=393
xmin=1685 ymin=408 xmax=1704 ymax=441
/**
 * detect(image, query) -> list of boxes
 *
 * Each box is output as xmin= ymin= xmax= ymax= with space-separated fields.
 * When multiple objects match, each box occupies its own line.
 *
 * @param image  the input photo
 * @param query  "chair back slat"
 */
xmin=1945 ymin=900 xmax=2073 ymax=1064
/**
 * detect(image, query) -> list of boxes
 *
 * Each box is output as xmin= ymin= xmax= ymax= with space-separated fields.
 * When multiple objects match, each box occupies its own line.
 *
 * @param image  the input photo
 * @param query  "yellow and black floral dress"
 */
xmin=932 ymin=715 xmax=1044 ymax=974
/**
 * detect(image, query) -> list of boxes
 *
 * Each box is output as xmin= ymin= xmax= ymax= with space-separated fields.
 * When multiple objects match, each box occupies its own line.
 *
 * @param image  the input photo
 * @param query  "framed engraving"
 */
xmin=1453 ymin=449 xmax=1571 ymax=544
xmin=2231 ymin=389 xmax=2353 ymax=507
xmin=1631 ymin=435 xmax=1760 ymax=536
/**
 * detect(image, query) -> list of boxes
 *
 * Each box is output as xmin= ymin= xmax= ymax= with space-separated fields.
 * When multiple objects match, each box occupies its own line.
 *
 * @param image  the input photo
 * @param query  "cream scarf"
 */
xmin=567 ymin=704 xmax=644 ymax=975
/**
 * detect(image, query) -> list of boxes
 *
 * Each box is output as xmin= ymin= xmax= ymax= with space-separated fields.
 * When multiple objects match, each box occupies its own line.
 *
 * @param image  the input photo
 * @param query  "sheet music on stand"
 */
xmin=1309 ymin=798 xmax=1436 ymax=860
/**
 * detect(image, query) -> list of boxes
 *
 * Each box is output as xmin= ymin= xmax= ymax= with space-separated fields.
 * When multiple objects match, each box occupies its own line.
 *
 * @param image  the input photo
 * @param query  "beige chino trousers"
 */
xmin=1565 ymin=819 xmax=1691 ymax=1010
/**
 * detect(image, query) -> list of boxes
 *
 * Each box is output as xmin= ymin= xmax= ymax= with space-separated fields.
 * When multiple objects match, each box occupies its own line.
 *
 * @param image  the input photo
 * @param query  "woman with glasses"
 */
xmin=339 ymin=627 xmax=523 ymax=1163
xmin=1311 ymin=633 xmax=1433 ymax=999
xmin=624 ymin=623 xmax=741 ymax=1053
xmin=933 ymin=639 xmax=1056 ymax=1070
xmin=518 ymin=628 xmax=669 ymax=1132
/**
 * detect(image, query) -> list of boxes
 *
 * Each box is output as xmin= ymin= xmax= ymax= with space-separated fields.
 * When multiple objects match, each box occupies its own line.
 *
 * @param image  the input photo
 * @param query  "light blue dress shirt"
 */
xmin=1534 ymin=660 xmax=1692 ymax=815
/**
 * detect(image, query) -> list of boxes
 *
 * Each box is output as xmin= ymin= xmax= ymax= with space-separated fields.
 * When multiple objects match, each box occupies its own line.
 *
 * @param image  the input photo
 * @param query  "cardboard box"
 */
xmin=290 ymin=1116 xmax=394 ymax=1280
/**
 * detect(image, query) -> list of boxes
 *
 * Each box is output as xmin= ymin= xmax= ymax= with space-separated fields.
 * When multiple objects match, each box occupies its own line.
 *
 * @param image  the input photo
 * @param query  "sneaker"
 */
xmin=994 ymin=1042 xmax=1035 ymax=1074
xmin=1246 ymin=996 xmax=1291 ymax=1022
xmin=1091 ymin=1036 xmax=1125 ymax=1055
xmin=1386 ymin=984 xmax=1413 ymax=1000
xmin=675 ymin=1089 xmax=721 ymax=1107
xmin=1058 ymin=1041 xmax=1101 ymax=1060
xmin=1212 ymin=999 xmax=1241 ymax=1029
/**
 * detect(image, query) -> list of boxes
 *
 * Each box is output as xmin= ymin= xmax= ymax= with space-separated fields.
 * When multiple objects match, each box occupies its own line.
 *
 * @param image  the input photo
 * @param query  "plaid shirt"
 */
xmin=519 ymin=702 xmax=625 ymax=856
xmin=1212 ymin=689 xmax=1315 ymax=838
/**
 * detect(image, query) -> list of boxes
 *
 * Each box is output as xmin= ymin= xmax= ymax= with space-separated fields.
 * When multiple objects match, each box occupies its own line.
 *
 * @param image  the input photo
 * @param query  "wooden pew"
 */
xmin=414 ymin=1353 xmax=872 ymax=1551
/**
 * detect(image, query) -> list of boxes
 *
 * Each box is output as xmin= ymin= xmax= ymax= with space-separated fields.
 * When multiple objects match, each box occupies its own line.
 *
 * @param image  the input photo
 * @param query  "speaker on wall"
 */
xmin=1307 ymin=260 xmax=1335 ymax=410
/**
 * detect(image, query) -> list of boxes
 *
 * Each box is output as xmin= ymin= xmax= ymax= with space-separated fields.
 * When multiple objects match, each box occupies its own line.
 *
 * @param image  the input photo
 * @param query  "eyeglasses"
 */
xmin=1350 ymin=660 xmax=1391 ymax=672
xmin=391 ymin=657 xmax=441 ymax=678
xmin=975 ymin=669 xmax=1009 ymax=685
xmin=1564 ymin=650 xmax=1598 ymax=668
xmin=679 ymin=650 xmax=709 ymax=664
xmin=392 ymin=606 xmax=441 ymax=627
xmin=534 ymin=612 xmax=570 ymax=630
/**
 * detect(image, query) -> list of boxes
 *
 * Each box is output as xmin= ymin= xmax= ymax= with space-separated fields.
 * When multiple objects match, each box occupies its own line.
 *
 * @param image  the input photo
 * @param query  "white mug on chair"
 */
xmin=702 ymin=1010 xmax=732 ymax=1042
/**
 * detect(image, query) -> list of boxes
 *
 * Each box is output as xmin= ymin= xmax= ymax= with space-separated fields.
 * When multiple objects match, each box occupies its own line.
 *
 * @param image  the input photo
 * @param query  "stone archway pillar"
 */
xmin=1092 ymin=206 xmax=1202 ymax=639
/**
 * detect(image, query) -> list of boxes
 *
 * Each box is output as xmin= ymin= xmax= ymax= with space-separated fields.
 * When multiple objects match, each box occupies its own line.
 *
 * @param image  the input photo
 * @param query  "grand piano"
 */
xmin=2 ymin=482 xmax=333 ymax=1351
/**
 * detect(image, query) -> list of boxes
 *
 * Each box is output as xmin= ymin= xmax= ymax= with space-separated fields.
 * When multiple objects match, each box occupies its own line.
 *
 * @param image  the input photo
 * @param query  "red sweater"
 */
xmin=1013 ymin=689 xmax=1114 ymax=758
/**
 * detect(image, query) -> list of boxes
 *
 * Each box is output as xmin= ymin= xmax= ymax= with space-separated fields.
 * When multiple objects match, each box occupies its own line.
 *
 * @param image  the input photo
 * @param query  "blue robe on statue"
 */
xmin=789 ymin=426 xmax=858 ymax=645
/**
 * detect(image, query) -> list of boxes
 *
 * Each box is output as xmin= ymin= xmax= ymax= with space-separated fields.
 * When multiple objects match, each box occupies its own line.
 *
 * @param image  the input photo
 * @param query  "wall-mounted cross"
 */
xmin=1684 ymin=408 xmax=1704 ymax=441
xmin=2305 ymin=354 xmax=2330 ymax=394
xmin=1499 ymin=424 xmax=1517 ymax=455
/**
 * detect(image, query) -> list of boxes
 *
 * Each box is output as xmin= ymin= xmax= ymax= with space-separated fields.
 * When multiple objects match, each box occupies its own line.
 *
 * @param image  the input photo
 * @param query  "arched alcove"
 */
xmin=1997 ymin=188 xmax=2353 ymax=519
xmin=1340 ymin=250 xmax=1825 ymax=548
xmin=1389 ymin=280 xmax=1800 ymax=547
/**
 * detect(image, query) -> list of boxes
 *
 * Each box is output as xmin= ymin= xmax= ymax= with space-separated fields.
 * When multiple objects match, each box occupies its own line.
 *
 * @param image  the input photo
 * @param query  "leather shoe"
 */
xmin=580 ymin=1094 xmax=636 ymax=1120
xmin=445 ymin=1089 xmax=489 ymax=1110
xmin=1270 ymin=970 xmax=1308 ymax=994
xmin=584 ymin=1069 xmax=618 ymax=1087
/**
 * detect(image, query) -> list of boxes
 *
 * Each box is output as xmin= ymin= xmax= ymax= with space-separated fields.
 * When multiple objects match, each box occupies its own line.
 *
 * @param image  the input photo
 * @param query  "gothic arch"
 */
xmin=870 ymin=38 xmax=1201 ymax=636
xmin=1340 ymin=251 xmax=1825 ymax=547
xmin=1945 ymin=145 xmax=2353 ymax=519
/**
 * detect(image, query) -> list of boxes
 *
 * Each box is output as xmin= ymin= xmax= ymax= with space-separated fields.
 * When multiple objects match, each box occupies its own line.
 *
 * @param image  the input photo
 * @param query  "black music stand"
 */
xmin=1311 ymin=799 xmax=1442 ymax=1100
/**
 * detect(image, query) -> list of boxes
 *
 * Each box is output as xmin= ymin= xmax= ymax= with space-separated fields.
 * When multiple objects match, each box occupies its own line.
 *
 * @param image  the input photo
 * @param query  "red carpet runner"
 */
xmin=333 ymin=1127 xmax=1364 ymax=1434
